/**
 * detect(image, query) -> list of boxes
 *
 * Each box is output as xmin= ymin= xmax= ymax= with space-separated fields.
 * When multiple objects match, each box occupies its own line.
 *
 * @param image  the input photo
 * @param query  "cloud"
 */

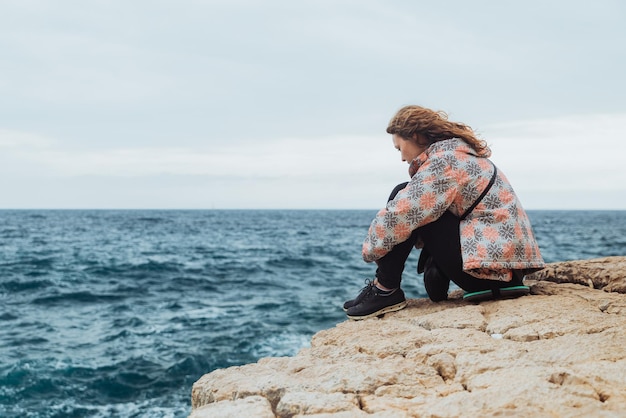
xmin=0 ymin=121 xmax=407 ymax=208
xmin=1 ymin=1 xmax=624 ymax=208
xmin=485 ymin=113 xmax=626 ymax=209
xmin=2 ymin=112 xmax=625 ymax=209
xmin=0 ymin=129 xmax=408 ymax=208
xmin=0 ymin=129 xmax=54 ymax=148
xmin=486 ymin=113 xmax=626 ymax=188
xmin=0 ymin=130 xmax=399 ymax=178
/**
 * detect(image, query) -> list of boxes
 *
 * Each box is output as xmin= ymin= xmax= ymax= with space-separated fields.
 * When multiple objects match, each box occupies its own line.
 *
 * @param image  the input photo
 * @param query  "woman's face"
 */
xmin=392 ymin=134 xmax=427 ymax=164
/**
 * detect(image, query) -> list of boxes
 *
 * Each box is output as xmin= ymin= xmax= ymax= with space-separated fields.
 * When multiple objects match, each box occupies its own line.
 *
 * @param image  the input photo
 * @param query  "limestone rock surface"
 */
xmin=527 ymin=255 xmax=626 ymax=293
xmin=190 ymin=257 xmax=626 ymax=418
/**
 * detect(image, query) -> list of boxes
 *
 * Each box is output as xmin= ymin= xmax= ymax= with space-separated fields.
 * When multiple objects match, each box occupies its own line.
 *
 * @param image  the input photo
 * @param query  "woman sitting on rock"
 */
xmin=344 ymin=105 xmax=545 ymax=320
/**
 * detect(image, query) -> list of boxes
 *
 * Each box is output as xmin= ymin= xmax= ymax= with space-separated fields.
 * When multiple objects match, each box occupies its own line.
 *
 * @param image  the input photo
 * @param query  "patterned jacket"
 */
xmin=362 ymin=138 xmax=545 ymax=281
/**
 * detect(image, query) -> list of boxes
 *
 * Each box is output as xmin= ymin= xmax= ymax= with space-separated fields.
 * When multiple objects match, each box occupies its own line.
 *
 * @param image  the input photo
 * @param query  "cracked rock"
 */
xmin=191 ymin=257 xmax=626 ymax=418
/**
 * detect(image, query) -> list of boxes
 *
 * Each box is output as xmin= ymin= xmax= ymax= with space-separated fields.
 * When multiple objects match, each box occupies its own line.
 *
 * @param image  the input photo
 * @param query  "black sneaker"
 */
xmin=346 ymin=286 xmax=407 ymax=320
xmin=343 ymin=279 xmax=376 ymax=311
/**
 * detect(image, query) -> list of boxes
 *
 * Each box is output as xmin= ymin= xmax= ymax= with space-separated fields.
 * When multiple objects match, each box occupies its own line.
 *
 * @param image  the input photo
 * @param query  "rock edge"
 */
xmin=190 ymin=257 xmax=626 ymax=417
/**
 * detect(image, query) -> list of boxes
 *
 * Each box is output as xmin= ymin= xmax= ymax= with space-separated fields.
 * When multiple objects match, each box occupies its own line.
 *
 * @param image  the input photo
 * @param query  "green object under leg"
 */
xmin=463 ymin=285 xmax=530 ymax=302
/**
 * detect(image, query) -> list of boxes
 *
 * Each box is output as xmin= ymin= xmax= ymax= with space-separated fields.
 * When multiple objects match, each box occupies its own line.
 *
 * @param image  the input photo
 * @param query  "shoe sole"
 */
xmin=346 ymin=300 xmax=408 ymax=321
xmin=463 ymin=286 xmax=530 ymax=303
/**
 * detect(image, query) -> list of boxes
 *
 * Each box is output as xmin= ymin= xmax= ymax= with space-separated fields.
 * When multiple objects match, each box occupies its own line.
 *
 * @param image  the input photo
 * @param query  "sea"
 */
xmin=1 ymin=209 xmax=625 ymax=417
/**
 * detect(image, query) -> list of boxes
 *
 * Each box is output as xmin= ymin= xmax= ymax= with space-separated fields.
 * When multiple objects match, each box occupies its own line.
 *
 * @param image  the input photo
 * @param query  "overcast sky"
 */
xmin=1 ymin=0 xmax=624 ymax=209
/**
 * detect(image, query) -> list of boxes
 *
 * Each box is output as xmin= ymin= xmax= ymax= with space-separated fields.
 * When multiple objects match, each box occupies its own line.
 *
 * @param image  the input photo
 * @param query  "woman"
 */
xmin=345 ymin=105 xmax=545 ymax=320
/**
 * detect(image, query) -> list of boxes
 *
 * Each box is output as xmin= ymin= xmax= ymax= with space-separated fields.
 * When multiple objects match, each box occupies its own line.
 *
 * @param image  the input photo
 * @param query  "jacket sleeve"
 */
xmin=362 ymin=157 xmax=458 ymax=262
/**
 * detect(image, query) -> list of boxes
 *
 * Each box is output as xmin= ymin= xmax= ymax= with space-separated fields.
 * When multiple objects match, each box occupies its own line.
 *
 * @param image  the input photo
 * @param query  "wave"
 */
xmin=0 ymin=354 xmax=208 ymax=414
xmin=32 ymin=291 xmax=127 ymax=306
xmin=0 ymin=278 xmax=54 ymax=293
xmin=2 ymin=209 xmax=624 ymax=418
xmin=83 ymin=260 xmax=186 ymax=277
xmin=0 ymin=313 xmax=19 ymax=321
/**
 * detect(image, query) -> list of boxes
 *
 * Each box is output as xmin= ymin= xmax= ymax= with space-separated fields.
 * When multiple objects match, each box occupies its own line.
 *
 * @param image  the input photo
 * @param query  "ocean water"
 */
xmin=1 ymin=209 xmax=625 ymax=417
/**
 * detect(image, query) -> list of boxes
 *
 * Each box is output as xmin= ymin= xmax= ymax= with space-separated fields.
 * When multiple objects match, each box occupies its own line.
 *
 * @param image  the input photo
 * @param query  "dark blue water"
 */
xmin=1 ymin=210 xmax=625 ymax=417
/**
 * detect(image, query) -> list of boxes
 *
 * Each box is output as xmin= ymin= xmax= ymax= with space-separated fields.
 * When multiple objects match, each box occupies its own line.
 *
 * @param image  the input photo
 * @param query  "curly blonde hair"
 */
xmin=386 ymin=105 xmax=491 ymax=157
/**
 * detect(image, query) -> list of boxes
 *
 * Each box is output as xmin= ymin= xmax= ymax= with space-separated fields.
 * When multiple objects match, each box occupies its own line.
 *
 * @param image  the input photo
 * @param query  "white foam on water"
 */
xmin=46 ymin=398 xmax=191 ymax=418
xmin=251 ymin=332 xmax=312 ymax=359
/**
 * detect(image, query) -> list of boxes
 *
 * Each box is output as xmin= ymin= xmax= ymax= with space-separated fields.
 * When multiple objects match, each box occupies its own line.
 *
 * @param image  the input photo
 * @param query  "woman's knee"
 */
xmin=423 ymin=257 xmax=450 ymax=302
xmin=388 ymin=182 xmax=409 ymax=202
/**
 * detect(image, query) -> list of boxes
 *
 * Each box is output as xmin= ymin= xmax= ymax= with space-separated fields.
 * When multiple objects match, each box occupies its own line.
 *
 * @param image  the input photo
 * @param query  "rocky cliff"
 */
xmin=190 ymin=256 xmax=626 ymax=418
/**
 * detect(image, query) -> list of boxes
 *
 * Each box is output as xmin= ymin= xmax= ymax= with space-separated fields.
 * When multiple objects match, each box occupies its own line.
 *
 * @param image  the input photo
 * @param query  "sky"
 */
xmin=1 ymin=0 xmax=625 ymax=209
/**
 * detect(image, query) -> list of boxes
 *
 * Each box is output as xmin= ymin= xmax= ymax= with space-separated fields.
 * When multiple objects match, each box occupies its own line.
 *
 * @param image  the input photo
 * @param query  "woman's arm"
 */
xmin=362 ymin=157 xmax=458 ymax=262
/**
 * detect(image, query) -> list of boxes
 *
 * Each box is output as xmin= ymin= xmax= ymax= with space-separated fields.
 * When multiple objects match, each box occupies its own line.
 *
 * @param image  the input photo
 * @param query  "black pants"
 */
xmin=375 ymin=183 xmax=523 ymax=301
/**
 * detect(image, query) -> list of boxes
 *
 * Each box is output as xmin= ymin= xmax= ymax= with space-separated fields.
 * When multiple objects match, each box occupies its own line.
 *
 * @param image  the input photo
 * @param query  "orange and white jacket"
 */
xmin=362 ymin=138 xmax=545 ymax=281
